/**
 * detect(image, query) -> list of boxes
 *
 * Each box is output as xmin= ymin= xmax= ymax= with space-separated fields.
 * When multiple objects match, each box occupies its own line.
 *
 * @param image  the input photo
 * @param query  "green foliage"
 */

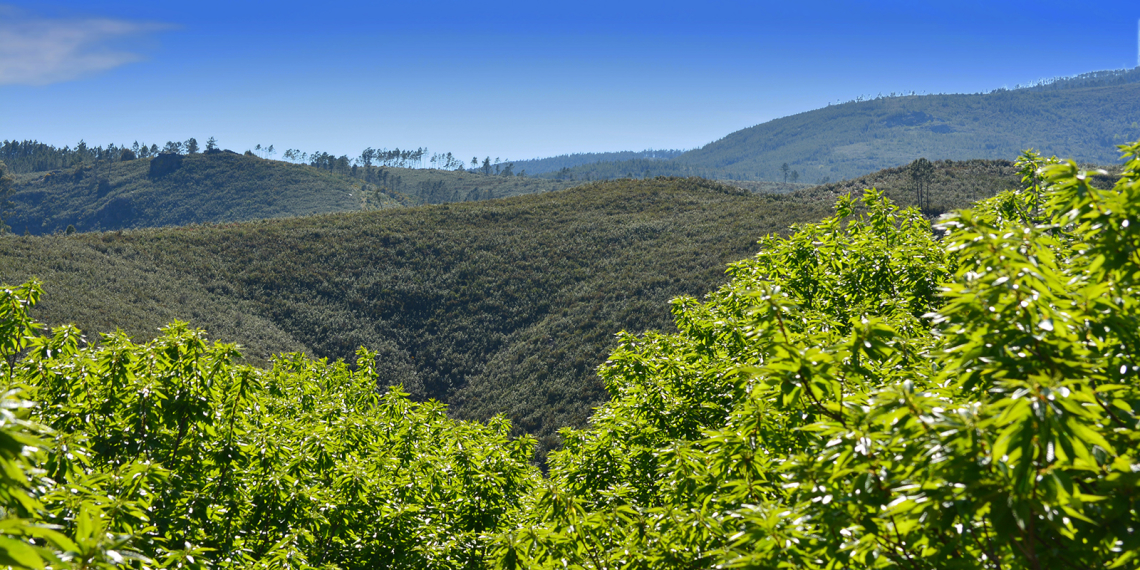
xmin=792 ymin=156 xmax=1120 ymax=218
xmin=500 ymin=142 xmax=1140 ymax=568
xmin=2 ymin=284 xmax=540 ymax=568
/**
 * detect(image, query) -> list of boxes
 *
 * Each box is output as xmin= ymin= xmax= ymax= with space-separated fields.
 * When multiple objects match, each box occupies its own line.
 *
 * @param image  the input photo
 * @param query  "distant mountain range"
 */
xmin=505 ymin=149 xmax=686 ymax=176
xmin=533 ymin=67 xmax=1140 ymax=183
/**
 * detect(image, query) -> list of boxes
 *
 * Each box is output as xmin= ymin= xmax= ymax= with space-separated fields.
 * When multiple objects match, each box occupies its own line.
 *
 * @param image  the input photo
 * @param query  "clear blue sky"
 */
xmin=1 ymin=0 xmax=1137 ymax=163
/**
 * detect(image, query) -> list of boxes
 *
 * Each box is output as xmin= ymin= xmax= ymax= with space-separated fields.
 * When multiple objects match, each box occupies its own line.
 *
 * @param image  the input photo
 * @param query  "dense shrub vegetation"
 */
xmin=2 ymin=140 xmax=1138 ymax=568
xmin=1 ymin=178 xmax=831 ymax=456
xmin=1 ymin=288 xmax=537 ymax=569
xmin=792 ymin=156 xmax=1122 ymax=216
xmin=3 ymin=152 xmax=576 ymax=236
xmin=501 ymin=143 xmax=1140 ymax=568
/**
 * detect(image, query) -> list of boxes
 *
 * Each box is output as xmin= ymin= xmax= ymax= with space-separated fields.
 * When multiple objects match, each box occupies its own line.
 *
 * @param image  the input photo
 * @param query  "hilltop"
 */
xmin=537 ymin=68 xmax=1140 ymax=183
xmin=5 ymin=150 xmax=575 ymax=235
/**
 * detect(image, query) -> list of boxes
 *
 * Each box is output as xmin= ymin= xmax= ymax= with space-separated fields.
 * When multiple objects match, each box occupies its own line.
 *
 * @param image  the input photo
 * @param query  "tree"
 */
xmin=481 ymin=157 xmax=492 ymax=176
xmin=909 ymin=157 xmax=934 ymax=212
xmin=781 ymin=162 xmax=790 ymax=183
xmin=185 ymin=137 xmax=199 ymax=154
xmin=206 ymin=137 xmax=218 ymax=152
xmin=0 ymin=160 xmax=14 ymax=234
xmin=164 ymin=141 xmax=183 ymax=154
xmin=119 ymin=148 xmax=136 ymax=161
xmin=790 ymin=169 xmax=799 ymax=183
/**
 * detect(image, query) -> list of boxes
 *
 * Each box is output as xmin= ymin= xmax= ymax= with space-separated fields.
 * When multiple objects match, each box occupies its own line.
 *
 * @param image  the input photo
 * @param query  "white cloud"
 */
xmin=0 ymin=6 xmax=170 ymax=86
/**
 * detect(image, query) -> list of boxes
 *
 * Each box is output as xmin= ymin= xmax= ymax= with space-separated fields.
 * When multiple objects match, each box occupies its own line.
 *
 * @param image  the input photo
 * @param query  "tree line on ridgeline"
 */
xmin=1 ymin=139 xmax=529 ymax=181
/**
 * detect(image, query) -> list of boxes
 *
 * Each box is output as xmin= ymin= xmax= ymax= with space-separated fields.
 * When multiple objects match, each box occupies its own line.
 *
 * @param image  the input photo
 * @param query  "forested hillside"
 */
xmin=506 ymin=149 xmax=685 ymax=176
xmin=1 ymin=177 xmax=836 ymax=457
xmin=3 ymin=151 xmax=574 ymax=235
xmin=539 ymin=68 xmax=1140 ymax=182
xmin=0 ymin=154 xmax=1038 ymax=454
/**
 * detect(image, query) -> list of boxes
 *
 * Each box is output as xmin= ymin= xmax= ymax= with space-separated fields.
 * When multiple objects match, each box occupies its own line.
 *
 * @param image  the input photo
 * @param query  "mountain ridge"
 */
xmin=533 ymin=67 xmax=1140 ymax=182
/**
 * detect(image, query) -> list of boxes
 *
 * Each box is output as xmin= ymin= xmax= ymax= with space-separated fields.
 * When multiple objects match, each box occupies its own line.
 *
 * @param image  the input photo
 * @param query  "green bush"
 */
xmin=501 ymin=142 xmax=1140 ymax=569
xmin=2 ymin=286 xmax=539 ymax=569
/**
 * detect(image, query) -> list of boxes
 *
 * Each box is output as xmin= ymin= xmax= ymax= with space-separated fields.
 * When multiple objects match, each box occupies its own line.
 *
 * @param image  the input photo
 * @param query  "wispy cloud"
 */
xmin=0 ymin=6 xmax=171 ymax=86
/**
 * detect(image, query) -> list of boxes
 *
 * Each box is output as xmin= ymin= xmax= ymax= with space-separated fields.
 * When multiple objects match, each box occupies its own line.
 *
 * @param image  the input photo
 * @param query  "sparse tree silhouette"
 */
xmin=185 ymin=138 xmax=199 ymax=154
xmin=909 ymin=157 xmax=934 ymax=213
xmin=0 ymin=160 xmax=14 ymax=233
xmin=205 ymin=137 xmax=218 ymax=152
xmin=781 ymin=162 xmax=790 ymax=183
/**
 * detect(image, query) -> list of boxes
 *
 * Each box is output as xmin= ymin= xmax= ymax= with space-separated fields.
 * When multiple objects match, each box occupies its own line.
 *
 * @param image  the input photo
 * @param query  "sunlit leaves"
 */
xmin=503 ymin=142 xmax=1140 ymax=569
xmin=1 ymin=287 xmax=540 ymax=569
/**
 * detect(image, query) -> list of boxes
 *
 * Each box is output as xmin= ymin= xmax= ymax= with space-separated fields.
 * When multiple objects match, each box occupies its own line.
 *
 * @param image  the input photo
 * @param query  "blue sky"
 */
xmin=1 ymin=0 xmax=1137 ymax=163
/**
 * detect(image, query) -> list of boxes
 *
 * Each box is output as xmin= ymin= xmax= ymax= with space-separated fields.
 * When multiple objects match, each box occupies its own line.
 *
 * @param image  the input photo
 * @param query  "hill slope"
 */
xmin=7 ymin=152 xmax=574 ymax=235
xmin=539 ymin=68 xmax=1140 ymax=183
xmin=1 ymin=160 xmax=1039 ymax=458
xmin=506 ymin=149 xmax=685 ymax=176
xmin=2 ymin=177 xmax=835 ymax=457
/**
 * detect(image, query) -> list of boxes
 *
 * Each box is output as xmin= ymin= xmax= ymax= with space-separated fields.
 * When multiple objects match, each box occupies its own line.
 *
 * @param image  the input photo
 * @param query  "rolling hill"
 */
xmin=1 ymin=177 xmax=829 ymax=459
xmin=5 ymin=151 xmax=574 ymax=235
